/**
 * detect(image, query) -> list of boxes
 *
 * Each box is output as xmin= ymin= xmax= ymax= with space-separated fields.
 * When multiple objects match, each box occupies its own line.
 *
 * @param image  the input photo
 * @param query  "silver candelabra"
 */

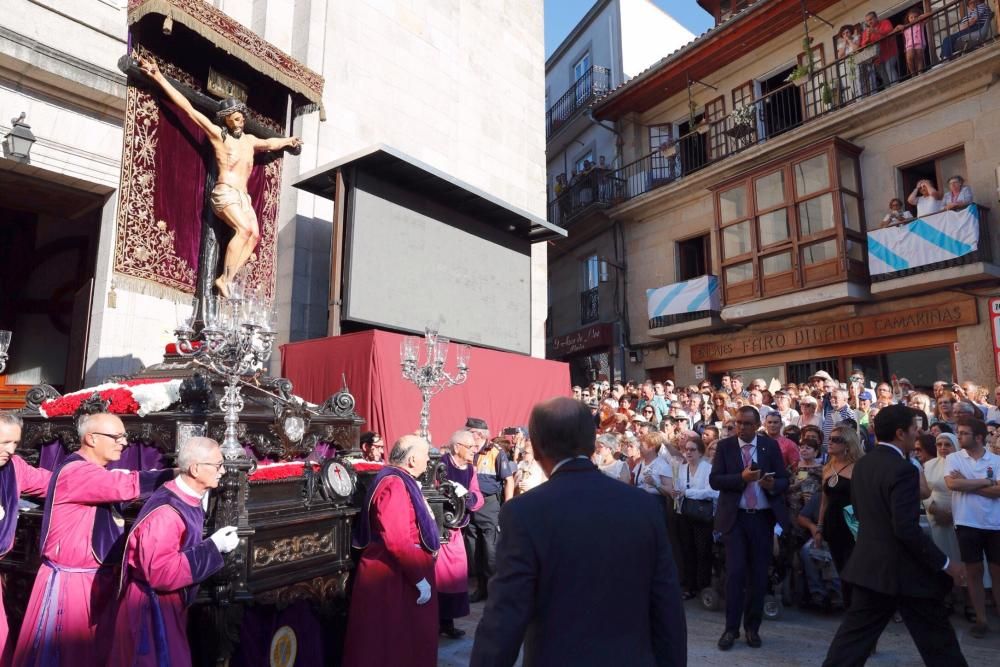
xmin=0 ymin=330 xmax=10 ymax=374
xmin=400 ymin=329 xmax=470 ymax=443
xmin=173 ymin=286 xmax=277 ymax=460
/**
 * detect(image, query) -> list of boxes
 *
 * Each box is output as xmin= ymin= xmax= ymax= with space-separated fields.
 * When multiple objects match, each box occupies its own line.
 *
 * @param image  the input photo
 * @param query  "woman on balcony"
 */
xmin=907 ymin=178 xmax=943 ymax=218
xmin=942 ymin=175 xmax=974 ymax=210
xmin=881 ymin=197 xmax=914 ymax=227
xmin=940 ymin=0 xmax=992 ymax=60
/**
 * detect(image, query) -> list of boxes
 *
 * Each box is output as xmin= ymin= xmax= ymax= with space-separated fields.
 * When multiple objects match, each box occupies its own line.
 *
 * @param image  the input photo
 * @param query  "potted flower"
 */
xmin=728 ymin=104 xmax=756 ymax=141
xmin=820 ymin=82 xmax=834 ymax=109
xmin=688 ymin=99 xmax=709 ymax=135
xmin=786 ymin=63 xmax=811 ymax=87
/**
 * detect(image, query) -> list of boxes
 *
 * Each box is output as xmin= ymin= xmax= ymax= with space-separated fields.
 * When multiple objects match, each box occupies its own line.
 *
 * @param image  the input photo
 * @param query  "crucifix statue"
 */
xmin=138 ymin=57 xmax=302 ymax=297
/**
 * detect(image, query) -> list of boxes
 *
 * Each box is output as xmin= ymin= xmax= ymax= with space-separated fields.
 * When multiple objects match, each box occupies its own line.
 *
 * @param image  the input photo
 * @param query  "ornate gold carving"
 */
xmin=255 ymin=573 xmax=348 ymax=607
xmin=253 ymin=531 xmax=335 ymax=568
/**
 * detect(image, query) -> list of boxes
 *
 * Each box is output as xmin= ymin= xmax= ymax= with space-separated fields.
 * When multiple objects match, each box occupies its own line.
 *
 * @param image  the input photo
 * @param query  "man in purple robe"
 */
xmin=12 ymin=412 xmax=174 ymax=667
xmin=112 ymin=436 xmax=238 ymax=667
xmin=0 ymin=413 xmax=51 ymax=660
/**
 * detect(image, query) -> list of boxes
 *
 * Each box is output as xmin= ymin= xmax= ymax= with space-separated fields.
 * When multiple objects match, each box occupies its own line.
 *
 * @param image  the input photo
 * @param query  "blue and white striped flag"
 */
xmin=646 ymin=275 xmax=720 ymax=319
xmin=867 ymin=205 xmax=979 ymax=276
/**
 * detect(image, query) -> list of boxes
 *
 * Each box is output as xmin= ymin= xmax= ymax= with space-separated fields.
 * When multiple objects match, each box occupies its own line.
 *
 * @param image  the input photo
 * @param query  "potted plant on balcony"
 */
xmin=659 ymin=140 xmax=677 ymax=159
xmin=821 ymin=82 xmax=834 ymax=109
xmin=688 ymin=99 xmax=710 ymax=135
xmin=730 ymin=104 xmax=755 ymax=134
xmin=786 ymin=63 xmax=811 ymax=87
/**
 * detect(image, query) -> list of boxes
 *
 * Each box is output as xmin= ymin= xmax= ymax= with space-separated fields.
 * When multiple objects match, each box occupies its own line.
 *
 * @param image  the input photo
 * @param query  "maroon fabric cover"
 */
xmin=280 ymin=330 xmax=570 ymax=445
xmin=153 ymin=99 xmax=208 ymax=273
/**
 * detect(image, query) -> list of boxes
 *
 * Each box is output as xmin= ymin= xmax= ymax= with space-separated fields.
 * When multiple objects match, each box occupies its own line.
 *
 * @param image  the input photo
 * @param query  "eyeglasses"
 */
xmin=93 ymin=432 xmax=128 ymax=442
xmin=196 ymin=461 xmax=226 ymax=472
xmin=829 ymin=436 xmax=847 ymax=444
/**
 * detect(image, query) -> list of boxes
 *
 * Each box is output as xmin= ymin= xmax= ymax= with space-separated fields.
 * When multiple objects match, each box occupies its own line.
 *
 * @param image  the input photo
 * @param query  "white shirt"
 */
xmin=681 ymin=459 xmax=718 ymax=501
xmin=633 ymin=456 xmax=672 ymax=495
xmin=945 ymin=449 xmax=1000 ymax=530
xmin=736 ymin=436 xmax=770 ymax=510
xmin=915 ymin=195 xmax=942 ymax=218
xmin=778 ymin=408 xmax=800 ymax=424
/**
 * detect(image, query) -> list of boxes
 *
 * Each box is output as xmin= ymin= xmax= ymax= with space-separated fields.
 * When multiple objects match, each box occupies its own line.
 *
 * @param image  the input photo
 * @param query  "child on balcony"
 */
xmin=897 ymin=6 xmax=930 ymax=76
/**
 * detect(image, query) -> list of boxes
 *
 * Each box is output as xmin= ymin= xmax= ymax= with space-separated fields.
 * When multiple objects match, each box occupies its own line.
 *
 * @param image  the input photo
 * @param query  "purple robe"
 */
xmin=12 ymin=455 xmax=172 ymax=667
xmin=111 ymin=480 xmax=224 ymax=667
xmin=436 ymin=455 xmax=483 ymax=620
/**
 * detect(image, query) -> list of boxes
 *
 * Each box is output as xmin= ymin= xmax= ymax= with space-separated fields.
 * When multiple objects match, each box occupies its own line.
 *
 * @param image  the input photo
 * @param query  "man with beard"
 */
xmin=137 ymin=56 xmax=302 ymax=297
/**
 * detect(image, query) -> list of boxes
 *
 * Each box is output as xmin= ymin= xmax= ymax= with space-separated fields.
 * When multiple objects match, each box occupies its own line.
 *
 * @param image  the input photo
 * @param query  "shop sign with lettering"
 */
xmin=691 ymin=299 xmax=977 ymax=363
xmin=550 ymin=323 xmax=612 ymax=356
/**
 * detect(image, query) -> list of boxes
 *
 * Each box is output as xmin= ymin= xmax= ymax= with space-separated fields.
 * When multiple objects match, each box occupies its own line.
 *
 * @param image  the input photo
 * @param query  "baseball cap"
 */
xmin=859 ymin=390 xmax=873 ymax=401
xmin=465 ymin=417 xmax=489 ymax=430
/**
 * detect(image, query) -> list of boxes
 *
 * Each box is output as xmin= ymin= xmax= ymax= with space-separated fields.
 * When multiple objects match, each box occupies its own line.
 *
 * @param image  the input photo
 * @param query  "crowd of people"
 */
xmin=563 ymin=371 xmax=1000 ymax=654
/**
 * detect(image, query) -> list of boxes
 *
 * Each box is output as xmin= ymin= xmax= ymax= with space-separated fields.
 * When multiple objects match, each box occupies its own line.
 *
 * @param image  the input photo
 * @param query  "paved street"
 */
xmin=439 ymin=596 xmax=1000 ymax=666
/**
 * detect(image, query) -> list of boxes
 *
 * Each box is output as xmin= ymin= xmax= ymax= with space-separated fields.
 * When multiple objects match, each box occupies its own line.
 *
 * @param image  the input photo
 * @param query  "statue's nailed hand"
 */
xmin=137 ymin=56 xmax=160 ymax=79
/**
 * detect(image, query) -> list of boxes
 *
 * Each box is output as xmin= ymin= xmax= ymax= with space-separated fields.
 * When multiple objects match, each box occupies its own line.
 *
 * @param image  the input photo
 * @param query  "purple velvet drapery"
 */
xmin=37 ymin=441 xmax=168 ymax=472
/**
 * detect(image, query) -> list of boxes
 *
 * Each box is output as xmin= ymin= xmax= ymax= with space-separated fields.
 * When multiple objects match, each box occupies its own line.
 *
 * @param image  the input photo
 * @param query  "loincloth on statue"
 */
xmin=210 ymin=183 xmax=256 ymax=219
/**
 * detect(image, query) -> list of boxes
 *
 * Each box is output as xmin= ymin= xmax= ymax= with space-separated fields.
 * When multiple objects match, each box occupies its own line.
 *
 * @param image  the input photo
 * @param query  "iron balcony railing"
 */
xmin=548 ymin=168 xmax=622 ymax=226
xmin=580 ymin=287 xmax=600 ymax=324
xmin=611 ymin=0 xmax=996 ymax=205
xmin=546 ymin=66 xmax=611 ymax=138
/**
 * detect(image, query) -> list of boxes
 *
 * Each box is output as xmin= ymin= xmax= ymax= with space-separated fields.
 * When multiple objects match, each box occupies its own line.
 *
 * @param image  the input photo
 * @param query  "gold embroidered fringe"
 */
xmin=127 ymin=0 xmax=324 ymax=108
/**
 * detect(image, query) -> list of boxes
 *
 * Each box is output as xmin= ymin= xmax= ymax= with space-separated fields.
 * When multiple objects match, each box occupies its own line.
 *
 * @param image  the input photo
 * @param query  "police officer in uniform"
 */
xmin=463 ymin=417 xmax=515 ymax=602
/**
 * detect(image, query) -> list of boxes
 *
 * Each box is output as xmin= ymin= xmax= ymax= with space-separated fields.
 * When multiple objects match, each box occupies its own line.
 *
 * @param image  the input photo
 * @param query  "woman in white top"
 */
xmin=775 ymin=391 xmax=800 ymax=424
xmin=907 ymin=179 xmax=943 ymax=218
xmin=593 ymin=433 xmax=630 ymax=484
xmin=675 ymin=435 xmax=718 ymax=599
xmin=514 ymin=439 xmax=546 ymax=495
xmin=922 ymin=432 xmax=968 ymax=612
xmin=796 ymin=396 xmax=823 ymax=428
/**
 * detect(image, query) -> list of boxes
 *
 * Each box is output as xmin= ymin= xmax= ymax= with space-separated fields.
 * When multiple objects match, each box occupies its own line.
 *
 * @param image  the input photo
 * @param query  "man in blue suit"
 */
xmin=710 ymin=405 xmax=789 ymax=651
xmin=470 ymin=397 xmax=686 ymax=667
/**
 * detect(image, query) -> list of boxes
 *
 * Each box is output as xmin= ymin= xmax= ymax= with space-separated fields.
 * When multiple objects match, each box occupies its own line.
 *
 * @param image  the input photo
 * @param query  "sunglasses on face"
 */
xmin=829 ymin=436 xmax=847 ymax=444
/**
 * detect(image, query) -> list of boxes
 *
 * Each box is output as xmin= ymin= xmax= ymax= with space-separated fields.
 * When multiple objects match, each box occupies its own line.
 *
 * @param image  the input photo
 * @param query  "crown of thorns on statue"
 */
xmin=215 ymin=98 xmax=248 ymax=124
xmin=74 ymin=392 xmax=111 ymax=419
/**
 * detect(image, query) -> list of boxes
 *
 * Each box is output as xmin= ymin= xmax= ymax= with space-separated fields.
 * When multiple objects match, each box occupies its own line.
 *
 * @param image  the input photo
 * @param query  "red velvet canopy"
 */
xmin=280 ymin=330 xmax=570 ymax=445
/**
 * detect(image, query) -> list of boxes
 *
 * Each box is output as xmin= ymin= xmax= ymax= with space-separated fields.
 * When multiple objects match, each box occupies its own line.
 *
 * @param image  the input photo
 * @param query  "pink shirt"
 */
xmin=904 ymin=23 xmax=926 ymax=50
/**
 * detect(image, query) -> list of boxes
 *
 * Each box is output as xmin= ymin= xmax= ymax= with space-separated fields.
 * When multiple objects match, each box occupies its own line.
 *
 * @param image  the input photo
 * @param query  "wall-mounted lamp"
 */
xmin=2 ymin=113 xmax=36 ymax=163
xmin=666 ymin=340 xmax=678 ymax=357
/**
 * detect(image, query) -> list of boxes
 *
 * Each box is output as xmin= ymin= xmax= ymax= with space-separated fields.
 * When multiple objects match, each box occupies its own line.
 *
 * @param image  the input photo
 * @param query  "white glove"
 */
xmin=210 ymin=526 xmax=240 ymax=554
xmin=415 ymin=577 xmax=431 ymax=605
xmin=451 ymin=481 xmax=468 ymax=498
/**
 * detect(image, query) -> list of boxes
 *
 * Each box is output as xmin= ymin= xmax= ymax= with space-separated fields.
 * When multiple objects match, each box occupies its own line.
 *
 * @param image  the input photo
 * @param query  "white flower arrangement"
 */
xmin=731 ymin=105 xmax=756 ymax=127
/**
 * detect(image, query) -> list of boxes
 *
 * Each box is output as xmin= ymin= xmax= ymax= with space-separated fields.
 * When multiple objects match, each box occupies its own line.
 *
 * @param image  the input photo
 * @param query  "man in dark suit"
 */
xmin=823 ymin=403 xmax=968 ymax=666
xmin=470 ymin=397 xmax=686 ymax=667
xmin=709 ymin=405 xmax=789 ymax=650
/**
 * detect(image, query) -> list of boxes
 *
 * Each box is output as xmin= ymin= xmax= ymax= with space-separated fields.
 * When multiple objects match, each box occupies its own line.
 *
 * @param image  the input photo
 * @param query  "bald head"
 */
xmin=389 ymin=434 xmax=431 ymax=477
xmin=529 ymin=397 xmax=596 ymax=467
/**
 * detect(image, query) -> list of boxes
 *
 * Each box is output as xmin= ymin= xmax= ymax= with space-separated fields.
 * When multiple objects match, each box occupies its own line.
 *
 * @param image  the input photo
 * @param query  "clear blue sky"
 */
xmin=545 ymin=0 xmax=714 ymax=58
